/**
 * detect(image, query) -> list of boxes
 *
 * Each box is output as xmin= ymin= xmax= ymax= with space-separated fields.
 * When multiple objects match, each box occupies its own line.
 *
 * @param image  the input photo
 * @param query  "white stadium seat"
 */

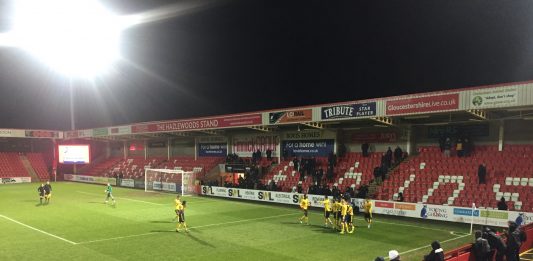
xmin=520 ymin=178 xmax=528 ymax=186
xmin=505 ymin=177 xmax=512 ymax=186
xmin=512 ymin=178 xmax=520 ymax=186
xmin=511 ymin=193 xmax=519 ymax=202
xmin=493 ymin=184 xmax=500 ymax=193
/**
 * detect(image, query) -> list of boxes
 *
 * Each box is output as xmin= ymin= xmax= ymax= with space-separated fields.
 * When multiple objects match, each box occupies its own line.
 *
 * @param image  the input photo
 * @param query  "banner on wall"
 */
xmin=470 ymin=87 xmax=518 ymax=109
xmin=232 ymin=134 xmax=279 ymax=157
xmin=64 ymin=174 xmax=116 ymax=185
xmin=197 ymin=136 xmax=228 ymax=143
xmin=201 ymin=186 xmax=529 ymax=228
xmin=386 ymin=93 xmax=459 ymax=115
xmin=282 ymin=139 xmax=334 ymax=157
xmin=93 ymin=128 xmax=109 ymax=137
xmin=350 ymin=132 xmax=398 ymax=143
xmin=268 ymin=109 xmax=312 ymax=124
xmin=132 ymin=114 xmax=262 ymax=133
xmin=120 ymin=179 xmax=135 ymax=188
xmin=1 ymin=177 xmax=31 ymax=184
xmin=25 ymin=130 xmax=61 ymax=138
xmin=283 ymin=130 xmax=335 ymax=140
xmin=427 ymin=124 xmax=490 ymax=139
xmin=321 ymin=102 xmax=376 ymax=120
xmin=198 ymin=143 xmax=227 ymax=157
xmin=110 ymin=126 xmax=131 ymax=135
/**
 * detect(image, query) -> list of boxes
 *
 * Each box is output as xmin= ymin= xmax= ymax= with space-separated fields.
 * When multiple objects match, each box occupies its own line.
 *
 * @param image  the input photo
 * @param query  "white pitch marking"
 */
xmin=77 ymin=212 xmax=298 ymax=244
xmin=384 ymin=234 xmax=470 ymax=260
xmin=0 ymin=214 xmax=77 ymax=245
xmin=76 ymin=191 xmax=166 ymax=206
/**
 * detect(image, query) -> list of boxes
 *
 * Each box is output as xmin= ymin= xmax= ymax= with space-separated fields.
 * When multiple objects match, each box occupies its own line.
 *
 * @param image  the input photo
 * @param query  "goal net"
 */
xmin=145 ymin=169 xmax=196 ymax=196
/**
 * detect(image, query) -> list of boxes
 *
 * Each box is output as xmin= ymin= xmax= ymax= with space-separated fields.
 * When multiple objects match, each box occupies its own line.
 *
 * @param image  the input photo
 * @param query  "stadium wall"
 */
xmin=201 ymin=186 xmax=530 ymax=228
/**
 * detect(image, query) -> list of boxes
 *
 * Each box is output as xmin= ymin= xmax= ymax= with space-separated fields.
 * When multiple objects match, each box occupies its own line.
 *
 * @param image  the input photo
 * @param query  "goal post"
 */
xmin=144 ymin=169 xmax=196 ymax=196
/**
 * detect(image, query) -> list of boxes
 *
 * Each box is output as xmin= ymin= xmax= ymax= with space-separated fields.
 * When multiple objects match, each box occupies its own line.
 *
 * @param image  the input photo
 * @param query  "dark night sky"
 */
xmin=0 ymin=0 xmax=533 ymax=130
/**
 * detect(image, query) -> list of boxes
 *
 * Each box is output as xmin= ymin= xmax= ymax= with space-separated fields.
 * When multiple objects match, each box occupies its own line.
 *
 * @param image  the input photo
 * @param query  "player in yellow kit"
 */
xmin=346 ymin=202 xmax=355 ymax=234
xmin=299 ymin=194 xmax=310 ymax=225
xmin=339 ymin=199 xmax=348 ymax=234
xmin=364 ymin=198 xmax=373 ymax=228
xmin=333 ymin=198 xmax=342 ymax=230
xmin=173 ymin=195 xmax=182 ymax=221
xmin=321 ymin=195 xmax=333 ymax=227
xmin=175 ymin=201 xmax=189 ymax=232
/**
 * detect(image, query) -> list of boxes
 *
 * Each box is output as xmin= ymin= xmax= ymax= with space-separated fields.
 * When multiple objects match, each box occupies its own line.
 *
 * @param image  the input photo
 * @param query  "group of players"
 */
xmin=174 ymin=195 xmax=189 ymax=232
xmin=37 ymin=181 xmax=52 ymax=205
xmin=299 ymin=194 xmax=373 ymax=235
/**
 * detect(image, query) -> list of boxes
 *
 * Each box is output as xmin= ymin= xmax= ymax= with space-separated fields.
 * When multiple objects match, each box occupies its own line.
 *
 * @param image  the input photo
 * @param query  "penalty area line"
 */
xmin=77 ymin=212 xmax=299 ymax=245
xmin=0 ymin=214 xmax=77 ymax=245
xmin=76 ymin=191 xmax=166 ymax=206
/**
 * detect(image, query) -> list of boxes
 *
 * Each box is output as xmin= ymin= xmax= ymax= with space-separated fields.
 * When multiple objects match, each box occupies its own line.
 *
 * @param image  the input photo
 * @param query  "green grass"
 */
xmin=0 ymin=182 xmax=475 ymax=260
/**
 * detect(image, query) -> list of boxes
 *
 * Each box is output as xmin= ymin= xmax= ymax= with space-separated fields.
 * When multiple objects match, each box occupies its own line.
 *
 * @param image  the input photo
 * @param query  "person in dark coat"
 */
xmin=506 ymin=221 xmax=523 ymax=261
xmin=497 ymin=197 xmax=508 ymax=211
xmin=394 ymin=146 xmax=403 ymax=164
xmin=483 ymin=226 xmax=506 ymax=261
xmin=362 ymin=142 xmax=370 ymax=157
xmin=266 ymin=149 xmax=272 ymax=160
xmin=473 ymin=230 xmax=491 ymax=261
xmin=478 ymin=163 xmax=487 ymax=184
xmin=423 ymin=241 xmax=444 ymax=261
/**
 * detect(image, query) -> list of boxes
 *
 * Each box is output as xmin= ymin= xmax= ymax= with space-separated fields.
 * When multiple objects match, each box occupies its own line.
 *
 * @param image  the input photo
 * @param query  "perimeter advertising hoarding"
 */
xmin=201 ymin=186 xmax=526 ymax=227
xmin=470 ymin=86 xmax=518 ymax=109
xmin=1 ymin=177 xmax=31 ymax=184
xmin=198 ymin=143 xmax=227 ymax=157
xmin=64 ymin=174 xmax=116 ymax=186
xmin=321 ymin=102 xmax=376 ymax=120
xmin=132 ymin=114 xmax=262 ymax=133
xmin=282 ymin=139 xmax=334 ymax=157
xmin=386 ymin=93 xmax=459 ymax=115
xmin=268 ymin=109 xmax=313 ymax=124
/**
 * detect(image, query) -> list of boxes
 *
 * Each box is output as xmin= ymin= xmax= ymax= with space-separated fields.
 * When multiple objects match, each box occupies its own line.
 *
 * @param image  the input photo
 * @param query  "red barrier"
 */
xmin=444 ymin=222 xmax=533 ymax=261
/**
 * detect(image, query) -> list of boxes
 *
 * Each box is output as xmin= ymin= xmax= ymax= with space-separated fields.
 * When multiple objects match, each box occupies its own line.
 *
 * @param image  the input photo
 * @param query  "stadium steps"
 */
xmin=19 ymin=155 xmax=40 ymax=182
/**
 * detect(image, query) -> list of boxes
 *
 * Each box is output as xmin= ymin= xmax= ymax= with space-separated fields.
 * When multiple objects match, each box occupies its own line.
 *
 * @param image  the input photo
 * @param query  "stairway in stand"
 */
xmin=19 ymin=155 xmax=40 ymax=182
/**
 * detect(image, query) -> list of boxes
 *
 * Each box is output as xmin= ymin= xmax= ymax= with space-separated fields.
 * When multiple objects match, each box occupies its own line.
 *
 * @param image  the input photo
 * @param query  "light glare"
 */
xmin=11 ymin=0 xmax=122 ymax=78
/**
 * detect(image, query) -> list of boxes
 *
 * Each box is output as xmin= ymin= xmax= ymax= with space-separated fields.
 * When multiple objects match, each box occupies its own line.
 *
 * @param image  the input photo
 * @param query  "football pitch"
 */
xmin=1 ymin=182 xmax=475 ymax=260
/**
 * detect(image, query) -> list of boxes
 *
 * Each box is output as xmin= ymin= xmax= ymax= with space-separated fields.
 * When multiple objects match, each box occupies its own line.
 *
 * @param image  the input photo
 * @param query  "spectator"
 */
xmin=473 ymin=230 xmax=491 ymax=261
xmin=464 ymin=138 xmax=473 ymax=157
xmin=497 ymin=197 xmax=508 ymax=211
xmin=388 ymin=250 xmax=400 ymax=261
xmin=394 ymin=146 xmax=403 ymax=164
xmin=256 ymin=149 xmax=262 ymax=161
xmin=438 ymin=136 xmax=446 ymax=152
xmin=444 ymin=138 xmax=452 ymax=157
xmin=456 ymin=138 xmax=464 ymax=157
xmin=424 ymin=241 xmax=444 ymax=261
xmin=483 ymin=226 xmax=506 ymax=261
xmin=293 ymin=158 xmax=300 ymax=172
xmin=516 ymin=213 xmax=524 ymax=227
xmin=362 ymin=142 xmax=370 ymax=157
xmin=322 ymin=185 xmax=332 ymax=197
xmin=317 ymin=168 xmax=324 ymax=186
xmin=397 ymin=192 xmax=404 ymax=202
xmin=297 ymin=183 xmax=303 ymax=194
xmin=506 ymin=221 xmax=523 ymax=261
xmin=338 ymin=144 xmax=346 ymax=158
xmin=478 ymin=164 xmax=487 ymax=184
xmin=266 ymin=149 xmax=272 ymax=160
xmin=282 ymin=148 xmax=288 ymax=161
xmin=332 ymin=185 xmax=340 ymax=199
xmin=326 ymin=166 xmax=334 ymax=182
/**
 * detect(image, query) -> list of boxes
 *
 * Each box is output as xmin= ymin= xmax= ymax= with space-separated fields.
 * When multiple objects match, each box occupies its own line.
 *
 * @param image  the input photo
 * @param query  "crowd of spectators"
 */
xmin=439 ymin=136 xmax=474 ymax=157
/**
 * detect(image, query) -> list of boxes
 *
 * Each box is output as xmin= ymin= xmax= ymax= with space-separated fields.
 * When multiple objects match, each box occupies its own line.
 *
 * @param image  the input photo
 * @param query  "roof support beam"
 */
xmin=248 ymin=125 xmax=273 ymax=132
xmin=301 ymin=122 xmax=323 ymax=129
xmin=467 ymin=109 xmax=487 ymax=120
xmin=371 ymin=116 xmax=394 ymax=126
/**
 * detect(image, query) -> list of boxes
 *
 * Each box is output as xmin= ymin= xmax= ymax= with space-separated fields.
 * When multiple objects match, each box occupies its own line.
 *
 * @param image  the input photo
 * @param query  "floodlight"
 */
xmin=10 ymin=0 xmax=123 ymax=78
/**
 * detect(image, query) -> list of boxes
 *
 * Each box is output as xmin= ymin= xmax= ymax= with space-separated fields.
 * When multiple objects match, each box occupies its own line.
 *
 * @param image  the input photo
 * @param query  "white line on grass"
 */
xmin=0 ymin=214 xmax=77 ymax=245
xmin=77 ymin=212 xmax=299 ymax=245
xmin=76 ymin=191 xmax=166 ymax=206
xmin=384 ymin=233 xmax=471 ymax=260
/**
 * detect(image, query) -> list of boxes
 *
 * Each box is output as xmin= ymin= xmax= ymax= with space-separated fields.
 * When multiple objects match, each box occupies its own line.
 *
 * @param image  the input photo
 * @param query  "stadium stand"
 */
xmin=84 ymin=156 xmax=224 ymax=181
xmin=25 ymin=153 xmax=50 ymax=181
xmin=376 ymin=144 xmax=533 ymax=211
xmin=0 ymin=153 xmax=29 ymax=177
xmin=263 ymin=153 xmax=382 ymax=192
